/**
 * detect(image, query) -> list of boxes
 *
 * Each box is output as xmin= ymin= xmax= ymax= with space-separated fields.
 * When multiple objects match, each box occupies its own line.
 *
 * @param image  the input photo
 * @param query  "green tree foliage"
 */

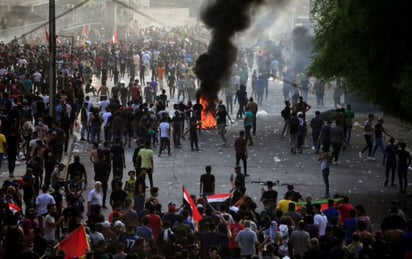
xmin=308 ymin=0 xmax=412 ymax=120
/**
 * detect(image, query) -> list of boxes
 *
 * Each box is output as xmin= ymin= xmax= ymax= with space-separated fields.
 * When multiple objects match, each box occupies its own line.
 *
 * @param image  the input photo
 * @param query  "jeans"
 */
xmin=316 ymin=93 xmax=324 ymax=106
xmin=226 ymin=95 xmax=233 ymax=114
xmin=281 ymin=119 xmax=289 ymax=136
xmin=345 ymin=125 xmax=352 ymax=144
xmin=159 ymin=137 xmax=170 ymax=156
xmin=371 ymin=137 xmax=385 ymax=157
xmin=331 ymin=142 xmax=343 ymax=162
xmin=312 ymin=131 xmax=321 ymax=152
xmin=80 ymin=124 xmax=88 ymax=140
xmin=236 ymin=153 xmax=247 ymax=175
xmin=290 ymin=133 xmax=298 ymax=153
xmin=90 ymin=125 xmax=101 ymax=143
xmin=252 ymin=117 xmax=257 ymax=135
xmin=385 ymin=162 xmax=396 ymax=185
xmin=134 ymin=194 xmax=145 ymax=212
xmin=361 ymin=135 xmax=373 ymax=156
xmin=322 ymin=168 xmax=330 ymax=196
xmin=245 ymin=125 xmax=253 ymax=145
xmin=173 ymin=123 xmax=182 ymax=147
xmin=217 ymin=123 xmax=227 ymax=143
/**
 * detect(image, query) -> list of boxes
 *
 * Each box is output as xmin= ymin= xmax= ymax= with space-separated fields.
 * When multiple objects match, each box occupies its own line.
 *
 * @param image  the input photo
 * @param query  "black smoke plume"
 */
xmin=194 ymin=0 xmax=264 ymax=103
xmin=291 ymin=25 xmax=314 ymax=75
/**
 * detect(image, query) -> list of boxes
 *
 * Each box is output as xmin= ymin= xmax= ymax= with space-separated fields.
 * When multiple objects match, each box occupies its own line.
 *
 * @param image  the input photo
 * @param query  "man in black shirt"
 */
xmin=200 ymin=165 xmax=215 ymax=197
xmin=94 ymin=154 xmax=109 ymax=208
xmin=66 ymin=155 xmax=87 ymax=189
xmin=111 ymin=138 xmax=126 ymax=184
xmin=260 ymin=181 xmax=278 ymax=208
xmin=289 ymin=113 xmax=300 ymax=154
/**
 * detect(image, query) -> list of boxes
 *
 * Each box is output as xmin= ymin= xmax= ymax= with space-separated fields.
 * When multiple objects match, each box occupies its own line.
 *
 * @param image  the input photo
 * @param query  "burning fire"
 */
xmin=199 ymin=97 xmax=217 ymax=129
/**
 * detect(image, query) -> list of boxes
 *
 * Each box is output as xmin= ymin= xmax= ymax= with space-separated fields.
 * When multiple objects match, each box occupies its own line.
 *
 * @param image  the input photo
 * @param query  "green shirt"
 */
xmin=244 ymin=111 xmax=254 ymax=127
xmin=138 ymin=148 xmax=153 ymax=169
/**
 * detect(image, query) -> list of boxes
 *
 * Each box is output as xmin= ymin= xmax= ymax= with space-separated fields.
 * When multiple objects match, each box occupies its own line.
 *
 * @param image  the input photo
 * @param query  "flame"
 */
xmin=200 ymin=97 xmax=217 ymax=129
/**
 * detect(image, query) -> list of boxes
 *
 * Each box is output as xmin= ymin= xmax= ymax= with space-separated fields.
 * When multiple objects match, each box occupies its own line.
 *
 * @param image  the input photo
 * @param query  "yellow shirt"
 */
xmin=0 ymin=134 xmax=6 ymax=154
xmin=124 ymin=179 xmax=136 ymax=200
xmin=276 ymin=199 xmax=295 ymax=213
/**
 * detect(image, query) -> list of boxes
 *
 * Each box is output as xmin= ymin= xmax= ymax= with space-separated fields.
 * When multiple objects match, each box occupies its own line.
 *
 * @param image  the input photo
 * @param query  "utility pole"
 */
xmin=49 ymin=0 xmax=56 ymax=117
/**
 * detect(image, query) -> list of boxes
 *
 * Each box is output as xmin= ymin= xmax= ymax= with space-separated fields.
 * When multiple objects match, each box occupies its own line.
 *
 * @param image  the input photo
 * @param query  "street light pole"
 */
xmin=49 ymin=0 xmax=56 ymax=117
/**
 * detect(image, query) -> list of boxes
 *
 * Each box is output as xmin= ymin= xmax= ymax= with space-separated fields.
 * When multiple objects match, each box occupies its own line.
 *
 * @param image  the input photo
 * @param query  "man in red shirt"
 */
xmin=129 ymin=80 xmax=141 ymax=103
xmin=336 ymin=195 xmax=355 ymax=224
xmin=147 ymin=207 xmax=162 ymax=243
xmin=235 ymin=130 xmax=248 ymax=176
xmin=228 ymin=214 xmax=245 ymax=257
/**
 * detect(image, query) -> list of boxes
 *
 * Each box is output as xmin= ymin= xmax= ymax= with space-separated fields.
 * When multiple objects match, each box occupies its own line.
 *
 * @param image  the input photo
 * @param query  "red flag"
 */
xmin=182 ymin=186 xmax=203 ymax=223
xmin=57 ymin=225 xmax=90 ymax=259
xmin=8 ymin=203 xmax=21 ymax=214
xmin=112 ymin=30 xmax=119 ymax=44
xmin=45 ymin=27 xmax=50 ymax=43
xmin=82 ymin=25 xmax=89 ymax=39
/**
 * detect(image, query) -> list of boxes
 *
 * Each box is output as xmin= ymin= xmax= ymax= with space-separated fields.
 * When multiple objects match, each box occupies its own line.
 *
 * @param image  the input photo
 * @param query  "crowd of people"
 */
xmin=0 ymin=22 xmax=411 ymax=259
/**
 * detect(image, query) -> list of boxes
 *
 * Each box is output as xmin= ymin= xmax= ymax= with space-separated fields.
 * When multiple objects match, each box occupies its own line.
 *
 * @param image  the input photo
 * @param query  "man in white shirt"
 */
xmin=43 ymin=204 xmax=64 ymax=244
xmin=99 ymin=99 xmax=110 ymax=114
xmin=102 ymin=107 xmax=112 ymax=141
xmin=158 ymin=118 xmax=171 ymax=157
xmin=87 ymin=181 xmax=103 ymax=220
xmin=85 ymin=96 xmax=94 ymax=112
xmin=314 ymin=203 xmax=328 ymax=236
xmin=32 ymin=70 xmax=42 ymax=93
xmin=35 ymin=185 xmax=56 ymax=216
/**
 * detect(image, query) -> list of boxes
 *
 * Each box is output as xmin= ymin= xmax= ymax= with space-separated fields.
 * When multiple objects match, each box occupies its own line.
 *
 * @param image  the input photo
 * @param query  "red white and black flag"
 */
xmin=182 ymin=186 xmax=203 ymax=223
xmin=82 ymin=25 xmax=89 ymax=39
xmin=112 ymin=29 xmax=119 ymax=44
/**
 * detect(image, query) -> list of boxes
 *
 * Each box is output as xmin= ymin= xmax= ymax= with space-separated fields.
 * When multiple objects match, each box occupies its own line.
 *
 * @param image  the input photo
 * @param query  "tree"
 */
xmin=308 ymin=0 xmax=412 ymax=121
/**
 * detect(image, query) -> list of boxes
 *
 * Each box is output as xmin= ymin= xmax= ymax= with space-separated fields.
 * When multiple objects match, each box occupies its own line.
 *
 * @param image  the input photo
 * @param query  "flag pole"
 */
xmin=49 ymin=0 xmax=56 ymax=117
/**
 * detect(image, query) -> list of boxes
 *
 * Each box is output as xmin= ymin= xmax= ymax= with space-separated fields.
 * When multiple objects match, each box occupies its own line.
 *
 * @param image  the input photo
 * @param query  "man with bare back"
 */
xmin=97 ymin=82 xmax=110 ymax=101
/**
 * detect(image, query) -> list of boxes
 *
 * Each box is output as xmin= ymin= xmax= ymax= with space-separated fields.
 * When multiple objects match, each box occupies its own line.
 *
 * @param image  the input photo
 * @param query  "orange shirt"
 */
xmin=157 ymin=66 xmax=165 ymax=80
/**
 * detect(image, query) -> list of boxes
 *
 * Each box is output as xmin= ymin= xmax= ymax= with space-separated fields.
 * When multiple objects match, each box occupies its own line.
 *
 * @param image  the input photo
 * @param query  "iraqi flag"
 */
xmin=296 ymin=198 xmax=342 ymax=211
xmin=82 ymin=25 xmax=89 ymax=39
xmin=112 ymin=30 xmax=119 ymax=44
xmin=55 ymin=225 xmax=90 ymax=259
xmin=182 ymin=186 xmax=203 ymax=223
xmin=8 ymin=203 xmax=22 ymax=214
xmin=206 ymin=193 xmax=232 ymax=204
xmin=45 ymin=27 xmax=50 ymax=43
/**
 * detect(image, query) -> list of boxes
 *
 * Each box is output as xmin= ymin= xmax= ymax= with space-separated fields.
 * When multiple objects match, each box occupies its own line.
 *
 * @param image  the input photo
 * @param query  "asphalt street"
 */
xmin=2 ymin=78 xmax=411 ymax=231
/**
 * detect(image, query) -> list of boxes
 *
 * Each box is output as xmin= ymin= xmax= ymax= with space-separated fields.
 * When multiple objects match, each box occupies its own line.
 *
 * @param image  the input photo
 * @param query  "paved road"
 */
xmin=2 ymin=76 xmax=411 ymax=232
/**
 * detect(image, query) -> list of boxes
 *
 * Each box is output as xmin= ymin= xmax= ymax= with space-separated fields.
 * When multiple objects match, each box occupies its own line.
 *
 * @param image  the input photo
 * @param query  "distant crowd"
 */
xmin=0 ymin=23 xmax=411 ymax=259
